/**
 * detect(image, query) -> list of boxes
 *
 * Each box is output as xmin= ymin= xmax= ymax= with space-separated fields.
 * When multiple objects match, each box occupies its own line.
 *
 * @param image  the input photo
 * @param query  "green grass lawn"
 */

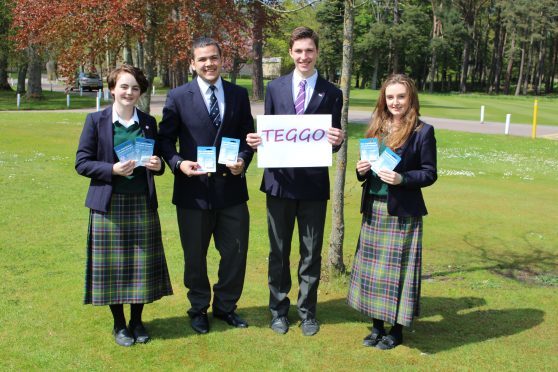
xmin=0 ymin=113 xmax=557 ymax=370
xmin=349 ymin=88 xmax=558 ymax=126
xmin=0 ymin=90 xmax=104 ymax=110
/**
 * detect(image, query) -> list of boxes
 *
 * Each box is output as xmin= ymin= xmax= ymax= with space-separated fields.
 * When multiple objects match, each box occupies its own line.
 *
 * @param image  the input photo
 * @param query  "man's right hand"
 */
xmin=246 ymin=133 xmax=262 ymax=150
xmin=179 ymin=160 xmax=207 ymax=177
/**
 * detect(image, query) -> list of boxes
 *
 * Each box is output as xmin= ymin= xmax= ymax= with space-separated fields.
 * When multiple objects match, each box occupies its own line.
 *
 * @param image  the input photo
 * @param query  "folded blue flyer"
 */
xmin=371 ymin=147 xmax=401 ymax=174
xmin=218 ymin=137 xmax=240 ymax=165
xmin=135 ymin=138 xmax=155 ymax=166
xmin=197 ymin=146 xmax=216 ymax=172
xmin=359 ymin=138 xmax=379 ymax=163
xmin=114 ymin=140 xmax=136 ymax=163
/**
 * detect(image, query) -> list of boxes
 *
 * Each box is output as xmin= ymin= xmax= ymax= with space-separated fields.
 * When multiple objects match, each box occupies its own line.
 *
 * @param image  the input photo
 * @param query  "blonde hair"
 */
xmin=365 ymin=74 xmax=422 ymax=149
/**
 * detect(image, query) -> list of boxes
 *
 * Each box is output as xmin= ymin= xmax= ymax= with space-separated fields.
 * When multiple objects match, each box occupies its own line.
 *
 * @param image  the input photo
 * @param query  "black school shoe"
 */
xmin=113 ymin=327 xmax=135 ymax=347
xmin=363 ymin=329 xmax=386 ymax=347
xmin=375 ymin=334 xmax=403 ymax=350
xmin=129 ymin=322 xmax=150 ymax=344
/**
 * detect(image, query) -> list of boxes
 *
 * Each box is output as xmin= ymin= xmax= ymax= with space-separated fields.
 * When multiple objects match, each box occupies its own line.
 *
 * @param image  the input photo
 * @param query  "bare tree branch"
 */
xmin=256 ymin=0 xmax=321 ymax=14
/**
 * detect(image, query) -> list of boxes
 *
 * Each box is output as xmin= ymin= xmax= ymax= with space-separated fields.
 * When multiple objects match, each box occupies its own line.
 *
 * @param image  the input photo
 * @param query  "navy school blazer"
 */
xmin=358 ymin=122 xmax=437 ymax=217
xmin=75 ymin=106 xmax=164 ymax=213
xmin=157 ymin=79 xmax=255 ymax=210
xmin=260 ymin=72 xmax=343 ymax=201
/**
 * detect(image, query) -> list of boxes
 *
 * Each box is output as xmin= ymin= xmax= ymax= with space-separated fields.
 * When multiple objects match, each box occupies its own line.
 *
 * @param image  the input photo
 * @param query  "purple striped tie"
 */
xmin=294 ymin=80 xmax=307 ymax=115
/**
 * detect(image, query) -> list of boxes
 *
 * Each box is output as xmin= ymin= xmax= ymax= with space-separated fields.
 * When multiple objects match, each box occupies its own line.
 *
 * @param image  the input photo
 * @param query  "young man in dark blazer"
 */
xmin=158 ymin=37 xmax=254 ymax=334
xmin=246 ymin=27 xmax=344 ymax=336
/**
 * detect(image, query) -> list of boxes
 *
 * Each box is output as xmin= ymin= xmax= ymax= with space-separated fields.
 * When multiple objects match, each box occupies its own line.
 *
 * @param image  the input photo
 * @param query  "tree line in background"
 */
xmin=0 ymin=0 xmax=556 ymax=104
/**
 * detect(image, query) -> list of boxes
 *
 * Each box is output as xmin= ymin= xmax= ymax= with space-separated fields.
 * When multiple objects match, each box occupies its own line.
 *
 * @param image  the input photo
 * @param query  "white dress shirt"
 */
xmin=292 ymin=70 xmax=318 ymax=112
xmin=197 ymin=76 xmax=225 ymax=122
xmin=112 ymin=105 xmax=139 ymax=128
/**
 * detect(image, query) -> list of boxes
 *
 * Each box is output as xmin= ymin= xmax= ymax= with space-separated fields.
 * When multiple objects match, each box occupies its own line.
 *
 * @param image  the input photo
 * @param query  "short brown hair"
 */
xmin=107 ymin=64 xmax=149 ymax=94
xmin=289 ymin=26 xmax=319 ymax=50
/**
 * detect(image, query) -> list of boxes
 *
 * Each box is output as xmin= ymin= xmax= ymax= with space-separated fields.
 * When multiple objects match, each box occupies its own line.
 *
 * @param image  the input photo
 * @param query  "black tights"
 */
xmin=109 ymin=304 xmax=144 ymax=330
xmin=372 ymin=318 xmax=403 ymax=339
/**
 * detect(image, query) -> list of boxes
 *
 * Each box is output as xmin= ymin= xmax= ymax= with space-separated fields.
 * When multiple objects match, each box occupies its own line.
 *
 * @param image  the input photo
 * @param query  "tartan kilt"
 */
xmin=347 ymin=195 xmax=422 ymax=327
xmin=84 ymin=193 xmax=173 ymax=305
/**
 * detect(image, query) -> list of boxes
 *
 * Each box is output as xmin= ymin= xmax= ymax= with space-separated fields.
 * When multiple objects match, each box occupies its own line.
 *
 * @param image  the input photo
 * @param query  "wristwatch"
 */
xmin=175 ymin=160 xmax=183 ymax=173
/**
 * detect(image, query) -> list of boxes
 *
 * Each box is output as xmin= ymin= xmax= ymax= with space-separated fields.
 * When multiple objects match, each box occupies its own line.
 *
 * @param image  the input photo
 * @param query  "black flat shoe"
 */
xmin=375 ymin=334 xmax=403 ymax=350
xmin=129 ymin=323 xmax=150 ymax=344
xmin=270 ymin=316 xmax=289 ymax=334
xmin=214 ymin=311 xmax=248 ymax=328
xmin=191 ymin=313 xmax=210 ymax=334
xmin=363 ymin=330 xmax=386 ymax=347
xmin=113 ymin=327 xmax=135 ymax=347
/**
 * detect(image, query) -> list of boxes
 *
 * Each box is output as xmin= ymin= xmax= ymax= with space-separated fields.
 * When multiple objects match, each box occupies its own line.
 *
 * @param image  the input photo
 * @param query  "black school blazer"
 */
xmin=75 ymin=106 xmax=164 ymax=213
xmin=358 ymin=122 xmax=437 ymax=217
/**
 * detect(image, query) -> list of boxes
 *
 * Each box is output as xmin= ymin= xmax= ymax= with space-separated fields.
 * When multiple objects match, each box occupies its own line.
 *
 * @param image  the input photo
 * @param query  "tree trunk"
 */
xmin=391 ymin=0 xmax=400 ymax=73
xmin=0 ymin=48 xmax=12 ymax=90
xmin=515 ymin=41 xmax=526 ymax=96
xmin=123 ymin=42 xmax=134 ymax=65
xmin=490 ymin=27 xmax=505 ymax=94
xmin=328 ymin=0 xmax=354 ymax=275
xmin=137 ymin=2 xmax=156 ymax=113
xmin=460 ymin=38 xmax=470 ymax=93
xmin=546 ymin=37 xmax=557 ymax=94
xmin=26 ymin=45 xmax=43 ymax=99
xmin=251 ymin=1 xmax=264 ymax=101
xmin=535 ymin=38 xmax=545 ymax=95
xmin=137 ymin=41 xmax=145 ymax=70
xmin=17 ymin=63 xmax=28 ymax=94
xmin=522 ymin=37 xmax=533 ymax=95
xmin=371 ymin=54 xmax=379 ymax=89
xmin=504 ymin=31 xmax=516 ymax=95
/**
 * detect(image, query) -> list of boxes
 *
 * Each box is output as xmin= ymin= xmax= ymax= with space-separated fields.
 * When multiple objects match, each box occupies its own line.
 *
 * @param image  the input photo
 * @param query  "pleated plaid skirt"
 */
xmin=347 ymin=195 xmax=422 ymax=327
xmin=84 ymin=193 xmax=173 ymax=305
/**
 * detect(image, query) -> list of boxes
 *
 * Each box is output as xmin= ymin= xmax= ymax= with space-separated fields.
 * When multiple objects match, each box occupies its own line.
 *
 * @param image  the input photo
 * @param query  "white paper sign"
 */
xmin=256 ymin=114 xmax=332 ymax=168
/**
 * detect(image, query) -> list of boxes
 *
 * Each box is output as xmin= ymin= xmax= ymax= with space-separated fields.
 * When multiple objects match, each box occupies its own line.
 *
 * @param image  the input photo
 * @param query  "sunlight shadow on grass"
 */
xmin=412 ymin=297 xmax=544 ymax=354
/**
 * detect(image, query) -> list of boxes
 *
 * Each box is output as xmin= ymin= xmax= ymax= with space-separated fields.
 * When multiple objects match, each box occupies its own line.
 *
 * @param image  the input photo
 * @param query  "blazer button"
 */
xmin=207 ymin=173 xmax=212 ymax=177
xmin=222 ymin=173 xmax=227 ymax=177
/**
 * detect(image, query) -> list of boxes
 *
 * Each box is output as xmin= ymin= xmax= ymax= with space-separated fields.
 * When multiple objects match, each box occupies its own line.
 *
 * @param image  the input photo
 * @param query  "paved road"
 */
xmin=13 ymin=80 xmax=558 ymax=140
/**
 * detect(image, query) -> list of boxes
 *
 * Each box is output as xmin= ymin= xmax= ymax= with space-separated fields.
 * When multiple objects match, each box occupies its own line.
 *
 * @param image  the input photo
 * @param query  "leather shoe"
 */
xmin=300 ymin=318 xmax=320 ymax=336
xmin=362 ymin=330 xmax=385 ymax=347
xmin=129 ymin=322 xmax=150 ymax=344
xmin=214 ymin=311 xmax=248 ymax=328
xmin=113 ymin=327 xmax=135 ymax=347
xmin=190 ymin=313 xmax=210 ymax=334
xmin=375 ymin=334 xmax=403 ymax=350
xmin=270 ymin=316 xmax=289 ymax=334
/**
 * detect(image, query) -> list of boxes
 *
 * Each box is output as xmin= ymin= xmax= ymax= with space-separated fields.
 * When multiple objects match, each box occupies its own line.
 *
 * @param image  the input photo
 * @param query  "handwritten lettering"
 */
xmin=261 ymin=128 xmax=326 ymax=144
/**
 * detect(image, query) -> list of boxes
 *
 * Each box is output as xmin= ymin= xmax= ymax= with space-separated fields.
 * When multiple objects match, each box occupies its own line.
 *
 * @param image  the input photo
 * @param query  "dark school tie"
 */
xmin=209 ymin=85 xmax=221 ymax=127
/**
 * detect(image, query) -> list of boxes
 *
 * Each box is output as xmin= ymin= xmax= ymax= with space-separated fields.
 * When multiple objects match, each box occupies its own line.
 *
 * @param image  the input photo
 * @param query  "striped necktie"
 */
xmin=294 ymin=80 xmax=307 ymax=115
xmin=209 ymin=85 xmax=221 ymax=127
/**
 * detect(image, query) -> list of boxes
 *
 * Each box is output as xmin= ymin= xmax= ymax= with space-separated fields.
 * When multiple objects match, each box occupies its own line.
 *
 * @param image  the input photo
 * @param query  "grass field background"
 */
xmin=0 ymin=112 xmax=557 ymax=370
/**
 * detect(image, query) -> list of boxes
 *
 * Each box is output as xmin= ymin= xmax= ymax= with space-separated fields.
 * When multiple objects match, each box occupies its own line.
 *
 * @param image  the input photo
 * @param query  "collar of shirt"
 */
xmin=112 ymin=105 xmax=139 ymax=128
xmin=292 ymin=70 xmax=318 ymax=111
xmin=197 ymin=76 xmax=225 ymax=120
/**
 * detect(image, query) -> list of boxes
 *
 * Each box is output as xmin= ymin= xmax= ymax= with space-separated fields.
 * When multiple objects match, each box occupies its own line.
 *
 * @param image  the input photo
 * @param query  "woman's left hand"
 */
xmin=145 ymin=156 xmax=162 ymax=172
xmin=377 ymin=169 xmax=403 ymax=185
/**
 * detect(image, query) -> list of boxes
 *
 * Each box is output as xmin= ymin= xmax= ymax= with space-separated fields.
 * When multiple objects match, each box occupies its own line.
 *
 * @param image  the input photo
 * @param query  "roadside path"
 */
xmin=6 ymin=93 xmax=558 ymax=139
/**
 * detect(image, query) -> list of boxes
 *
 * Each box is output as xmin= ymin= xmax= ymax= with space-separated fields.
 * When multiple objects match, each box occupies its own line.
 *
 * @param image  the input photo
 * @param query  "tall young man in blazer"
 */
xmin=247 ymin=27 xmax=345 ymax=336
xmin=158 ymin=37 xmax=254 ymax=334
